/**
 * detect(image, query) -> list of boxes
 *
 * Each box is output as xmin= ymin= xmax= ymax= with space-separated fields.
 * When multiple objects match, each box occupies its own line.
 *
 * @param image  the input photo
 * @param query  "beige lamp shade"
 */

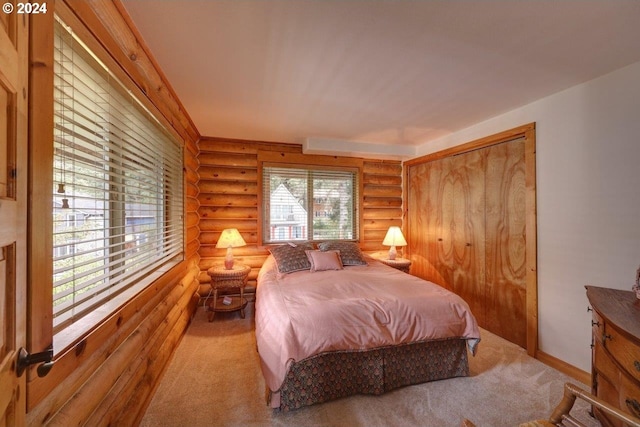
xmin=382 ymin=226 xmax=407 ymax=260
xmin=216 ymin=228 xmax=247 ymax=249
xmin=216 ymin=228 xmax=247 ymax=269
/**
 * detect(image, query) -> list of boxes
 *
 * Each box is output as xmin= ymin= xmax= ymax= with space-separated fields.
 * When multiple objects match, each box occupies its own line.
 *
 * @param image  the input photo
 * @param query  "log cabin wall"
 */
xmin=197 ymin=137 xmax=403 ymax=295
xmin=26 ymin=1 xmax=201 ymax=426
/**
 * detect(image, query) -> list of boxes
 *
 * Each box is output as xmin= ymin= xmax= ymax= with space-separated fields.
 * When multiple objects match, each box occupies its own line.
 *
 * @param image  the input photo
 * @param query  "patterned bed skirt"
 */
xmin=269 ymin=338 xmax=470 ymax=411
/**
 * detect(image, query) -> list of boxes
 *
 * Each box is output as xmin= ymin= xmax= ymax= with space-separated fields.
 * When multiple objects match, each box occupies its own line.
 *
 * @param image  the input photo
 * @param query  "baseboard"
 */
xmin=536 ymin=350 xmax=591 ymax=386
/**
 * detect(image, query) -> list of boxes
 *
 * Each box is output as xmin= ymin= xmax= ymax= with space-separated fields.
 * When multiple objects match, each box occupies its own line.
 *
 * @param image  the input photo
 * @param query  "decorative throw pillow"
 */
xmin=317 ymin=241 xmax=368 ymax=266
xmin=268 ymin=243 xmax=314 ymax=274
xmin=305 ymin=250 xmax=343 ymax=272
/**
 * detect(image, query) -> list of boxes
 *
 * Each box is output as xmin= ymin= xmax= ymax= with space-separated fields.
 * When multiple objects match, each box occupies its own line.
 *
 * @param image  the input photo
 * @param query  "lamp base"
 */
xmin=388 ymin=245 xmax=397 ymax=260
xmin=224 ymin=247 xmax=234 ymax=270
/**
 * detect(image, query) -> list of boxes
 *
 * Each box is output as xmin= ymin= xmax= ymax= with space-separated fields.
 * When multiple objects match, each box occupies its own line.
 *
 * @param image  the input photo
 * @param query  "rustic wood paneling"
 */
xmin=199 ymin=180 xmax=258 ymax=195
xmin=197 ymin=138 xmax=266 ymax=294
xmin=363 ymin=196 xmax=402 ymax=208
xmin=361 ymin=160 xmax=404 ymax=254
xmin=363 ymin=184 xmax=403 ymax=198
xmin=199 ymin=166 xmax=258 ymax=182
xmin=26 ymin=1 xmax=201 ymax=426
xmin=196 ymin=139 xmax=403 ymax=295
xmin=199 ymin=194 xmax=258 ymax=207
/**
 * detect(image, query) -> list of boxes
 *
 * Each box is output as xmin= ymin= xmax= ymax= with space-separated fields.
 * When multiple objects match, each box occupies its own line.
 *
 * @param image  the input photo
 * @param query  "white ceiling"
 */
xmin=121 ymin=0 xmax=640 ymax=151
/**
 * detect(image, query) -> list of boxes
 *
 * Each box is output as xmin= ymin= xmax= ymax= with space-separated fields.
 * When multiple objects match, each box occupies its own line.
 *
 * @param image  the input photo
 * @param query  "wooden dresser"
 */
xmin=586 ymin=286 xmax=640 ymax=427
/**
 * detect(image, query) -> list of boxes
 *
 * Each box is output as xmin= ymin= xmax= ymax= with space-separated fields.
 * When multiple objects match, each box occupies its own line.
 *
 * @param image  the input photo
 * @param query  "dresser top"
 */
xmin=586 ymin=285 xmax=640 ymax=341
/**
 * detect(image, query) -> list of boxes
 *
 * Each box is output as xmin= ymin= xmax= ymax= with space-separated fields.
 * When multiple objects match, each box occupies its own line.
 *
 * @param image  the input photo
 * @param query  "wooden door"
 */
xmin=406 ymin=137 xmax=528 ymax=348
xmin=407 ymin=157 xmax=454 ymax=290
xmin=449 ymin=149 xmax=485 ymax=325
xmin=485 ymin=139 xmax=527 ymax=348
xmin=0 ymin=6 xmax=28 ymax=426
xmin=408 ymin=150 xmax=486 ymax=324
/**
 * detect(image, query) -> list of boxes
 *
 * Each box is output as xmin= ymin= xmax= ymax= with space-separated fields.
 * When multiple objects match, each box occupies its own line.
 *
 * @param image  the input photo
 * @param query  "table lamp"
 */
xmin=382 ymin=226 xmax=407 ymax=260
xmin=216 ymin=228 xmax=247 ymax=269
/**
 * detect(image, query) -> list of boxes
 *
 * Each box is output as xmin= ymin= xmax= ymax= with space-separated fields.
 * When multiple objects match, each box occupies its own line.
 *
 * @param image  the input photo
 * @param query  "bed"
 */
xmin=255 ymin=242 xmax=481 ymax=411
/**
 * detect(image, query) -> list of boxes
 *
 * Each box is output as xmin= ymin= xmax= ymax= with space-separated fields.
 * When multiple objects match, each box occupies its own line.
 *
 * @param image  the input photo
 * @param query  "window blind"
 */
xmin=52 ymin=18 xmax=184 ymax=332
xmin=262 ymin=165 xmax=358 ymax=243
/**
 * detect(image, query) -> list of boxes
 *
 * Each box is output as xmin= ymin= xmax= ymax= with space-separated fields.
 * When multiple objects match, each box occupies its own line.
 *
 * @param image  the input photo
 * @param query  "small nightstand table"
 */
xmin=377 ymin=257 xmax=412 ymax=273
xmin=206 ymin=264 xmax=250 ymax=322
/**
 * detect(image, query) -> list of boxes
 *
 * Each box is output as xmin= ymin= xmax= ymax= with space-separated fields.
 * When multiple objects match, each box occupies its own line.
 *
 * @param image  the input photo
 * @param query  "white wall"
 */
xmin=414 ymin=60 xmax=640 ymax=372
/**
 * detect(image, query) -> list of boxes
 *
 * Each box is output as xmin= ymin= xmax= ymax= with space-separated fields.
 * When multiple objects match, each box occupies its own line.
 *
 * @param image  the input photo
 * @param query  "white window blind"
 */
xmin=53 ymin=18 xmax=184 ymax=332
xmin=262 ymin=165 xmax=358 ymax=243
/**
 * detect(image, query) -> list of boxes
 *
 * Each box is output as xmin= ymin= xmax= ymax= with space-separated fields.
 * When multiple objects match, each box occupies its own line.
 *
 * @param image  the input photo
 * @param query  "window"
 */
xmin=262 ymin=166 xmax=358 ymax=243
xmin=64 ymin=213 xmax=85 ymax=228
xmin=52 ymin=18 xmax=184 ymax=333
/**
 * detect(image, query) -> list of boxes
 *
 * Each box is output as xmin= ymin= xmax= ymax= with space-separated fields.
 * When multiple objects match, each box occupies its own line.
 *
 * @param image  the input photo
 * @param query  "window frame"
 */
xmin=51 ymin=16 xmax=184 ymax=335
xmin=257 ymin=151 xmax=364 ymax=246
xmin=29 ymin=4 xmax=187 ymax=357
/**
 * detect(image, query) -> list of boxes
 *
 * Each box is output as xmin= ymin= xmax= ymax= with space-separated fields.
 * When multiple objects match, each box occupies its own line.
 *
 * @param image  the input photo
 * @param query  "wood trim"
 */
xmin=257 ymin=150 xmax=365 ymax=168
xmin=403 ymin=123 xmax=538 ymax=356
xmin=536 ymin=350 xmax=591 ymax=386
xmin=28 ymin=10 xmax=55 ymax=363
xmin=199 ymin=136 xmax=301 ymax=153
xmin=256 ymin=158 xmax=266 ymax=247
xmin=524 ymin=126 xmax=538 ymax=357
xmin=404 ymin=123 xmax=535 ymax=167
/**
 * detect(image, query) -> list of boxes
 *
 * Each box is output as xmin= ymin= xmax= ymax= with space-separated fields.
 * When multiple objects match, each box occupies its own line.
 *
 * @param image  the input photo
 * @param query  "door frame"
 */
xmin=0 ymin=7 xmax=29 ymax=425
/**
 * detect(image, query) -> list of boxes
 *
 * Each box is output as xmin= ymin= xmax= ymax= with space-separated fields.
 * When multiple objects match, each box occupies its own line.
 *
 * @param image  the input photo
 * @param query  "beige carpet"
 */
xmin=139 ymin=303 xmax=600 ymax=427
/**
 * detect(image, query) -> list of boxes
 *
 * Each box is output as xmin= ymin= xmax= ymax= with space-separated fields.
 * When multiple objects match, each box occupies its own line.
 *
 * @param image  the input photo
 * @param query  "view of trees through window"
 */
xmin=52 ymin=17 xmax=183 ymax=332
xmin=264 ymin=167 xmax=357 ymax=242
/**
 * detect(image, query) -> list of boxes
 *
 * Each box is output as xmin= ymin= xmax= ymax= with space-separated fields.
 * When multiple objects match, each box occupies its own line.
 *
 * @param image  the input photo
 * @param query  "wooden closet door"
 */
xmin=449 ymin=149 xmax=485 ymax=326
xmin=407 ymin=150 xmax=485 ymax=324
xmin=406 ymin=138 xmax=527 ymax=348
xmin=485 ymin=139 xmax=527 ymax=348
xmin=407 ymin=157 xmax=454 ymax=290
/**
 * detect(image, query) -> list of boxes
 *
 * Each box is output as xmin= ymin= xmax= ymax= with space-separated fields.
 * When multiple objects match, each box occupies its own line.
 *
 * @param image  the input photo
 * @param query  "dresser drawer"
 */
xmin=619 ymin=373 xmax=640 ymax=420
xmin=594 ymin=339 xmax=619 ymax=384
xmin=595 ymin=372 xmax=625 ymax=427
xmin=595 ymin=339 xmax=640 ymax=422
xmin=604 ymin=324 xmax=640 ymax=384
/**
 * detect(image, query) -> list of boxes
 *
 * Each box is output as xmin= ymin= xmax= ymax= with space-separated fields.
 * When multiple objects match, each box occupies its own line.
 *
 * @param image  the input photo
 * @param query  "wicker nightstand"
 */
xmin=377 ymin=257 xmax=412 ymax=273
xmin=206 ymin=264 xmax=250 ymax=321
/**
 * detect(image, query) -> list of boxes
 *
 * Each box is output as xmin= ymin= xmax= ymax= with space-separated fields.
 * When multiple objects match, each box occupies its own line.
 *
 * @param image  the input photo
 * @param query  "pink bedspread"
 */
xmin=255 ymin=255 xmax=481 ymax=398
